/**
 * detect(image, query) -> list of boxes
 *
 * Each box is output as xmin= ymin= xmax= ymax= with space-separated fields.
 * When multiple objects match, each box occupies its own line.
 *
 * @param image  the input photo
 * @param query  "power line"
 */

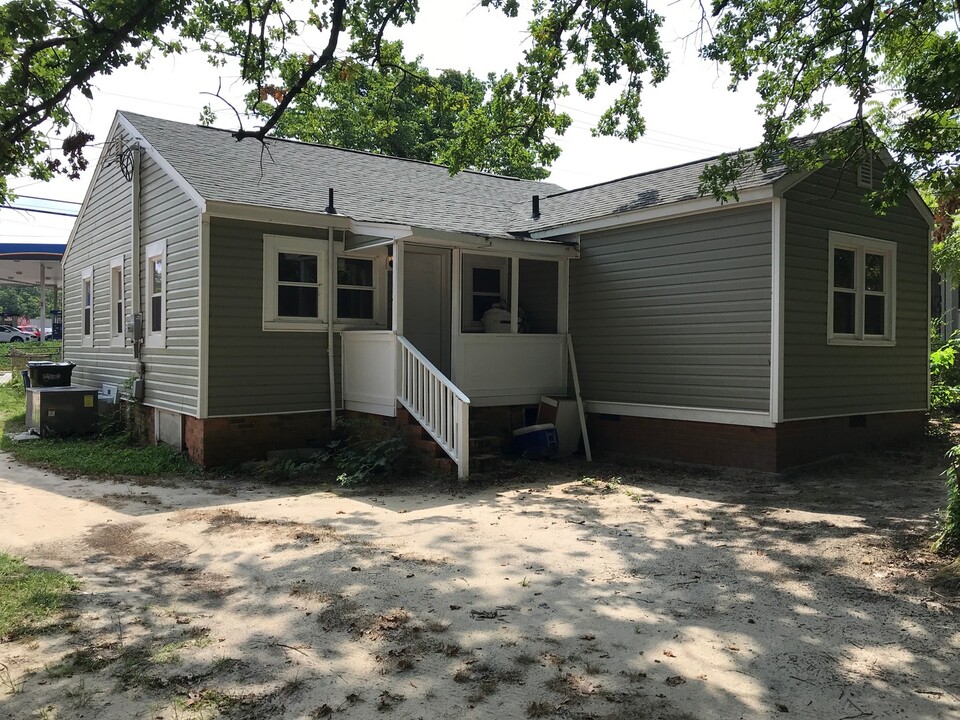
xmin=12 ymin=195 xmax=81 ymax=205
xmin=0 ymin=205 xmax=77 ymax=218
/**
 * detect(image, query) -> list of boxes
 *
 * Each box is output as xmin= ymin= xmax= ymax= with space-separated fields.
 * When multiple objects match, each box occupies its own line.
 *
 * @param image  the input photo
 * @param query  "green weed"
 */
xmin=0 ymin=553 xmax=77 ymax=639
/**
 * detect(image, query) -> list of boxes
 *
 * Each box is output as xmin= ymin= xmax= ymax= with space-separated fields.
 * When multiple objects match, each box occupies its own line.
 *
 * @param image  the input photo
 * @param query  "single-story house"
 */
xmin=62 ymin=111 xmax=933 ymax=474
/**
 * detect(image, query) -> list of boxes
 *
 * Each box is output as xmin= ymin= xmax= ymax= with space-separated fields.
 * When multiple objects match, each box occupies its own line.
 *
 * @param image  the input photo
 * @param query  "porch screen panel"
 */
xmin=518 ymin=259 xmax=559 ymax=333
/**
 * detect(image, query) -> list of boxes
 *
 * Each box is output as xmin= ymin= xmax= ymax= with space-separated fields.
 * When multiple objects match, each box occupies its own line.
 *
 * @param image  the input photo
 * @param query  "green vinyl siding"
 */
xmin=569 ymin=204 xmax=772 ymax=411
xmin=206 ymin=218 xmax=341 ymax=416
xmin=782 ymin=162 xmax=930 ymax=419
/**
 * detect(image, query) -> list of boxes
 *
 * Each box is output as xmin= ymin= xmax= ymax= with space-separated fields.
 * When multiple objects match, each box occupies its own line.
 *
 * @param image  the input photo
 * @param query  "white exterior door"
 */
xmin=403 ymin=246 xmax=451 ymax=375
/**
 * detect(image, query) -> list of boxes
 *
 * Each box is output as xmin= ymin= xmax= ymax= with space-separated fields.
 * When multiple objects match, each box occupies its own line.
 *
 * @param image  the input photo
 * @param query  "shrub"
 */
xmin=932 ymin=445 xmax=960 ymax=556
xmin=316 ymin=418 xmax=408 ymax=486
xmin=931 ymin=328 xmax=960 ymax=410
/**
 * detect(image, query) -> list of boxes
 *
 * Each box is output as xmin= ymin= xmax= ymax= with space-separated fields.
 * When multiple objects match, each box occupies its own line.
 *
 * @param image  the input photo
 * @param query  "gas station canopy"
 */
xmin=0 ymin=242 xmax=65 ymax=287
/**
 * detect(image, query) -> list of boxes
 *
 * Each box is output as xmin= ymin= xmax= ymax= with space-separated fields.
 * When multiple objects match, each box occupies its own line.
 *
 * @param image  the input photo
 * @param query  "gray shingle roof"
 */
xmin=120 ymin=112 xmax=564 ymax=240
xmin=512 ymin=153 xmax=791 ymax=234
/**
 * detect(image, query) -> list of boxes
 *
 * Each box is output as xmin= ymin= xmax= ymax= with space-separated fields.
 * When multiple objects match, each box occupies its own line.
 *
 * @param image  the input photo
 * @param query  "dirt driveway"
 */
xmin=0 ymin=441 xmax=957 ymax=720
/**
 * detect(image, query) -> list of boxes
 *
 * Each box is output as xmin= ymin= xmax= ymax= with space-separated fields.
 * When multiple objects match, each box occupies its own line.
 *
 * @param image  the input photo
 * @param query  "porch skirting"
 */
xmin=586 ymin=410 xmax=926 ymax=472
xmin=184 ymin=412 xmax=333 ymax=467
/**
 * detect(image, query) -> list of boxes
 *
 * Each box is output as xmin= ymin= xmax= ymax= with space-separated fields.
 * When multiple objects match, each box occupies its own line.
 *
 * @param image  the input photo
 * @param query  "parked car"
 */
xmin=17 ymin=325 xmax=52 ymax=340
xmin=0 ymin=326 xmax=34 ymax=342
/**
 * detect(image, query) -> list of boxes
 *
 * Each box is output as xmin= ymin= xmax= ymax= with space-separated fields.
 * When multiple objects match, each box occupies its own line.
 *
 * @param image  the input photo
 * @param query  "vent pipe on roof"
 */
xmin=325 ymin=188 xmax=336 ymax=214
xmin=531 ymin=195 xmax=540 ymax=220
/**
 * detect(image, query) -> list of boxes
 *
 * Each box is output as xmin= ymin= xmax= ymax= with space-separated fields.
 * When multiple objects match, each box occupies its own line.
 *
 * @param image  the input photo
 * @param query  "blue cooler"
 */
xmin=512 ymin=423 xmax=559 ymax=459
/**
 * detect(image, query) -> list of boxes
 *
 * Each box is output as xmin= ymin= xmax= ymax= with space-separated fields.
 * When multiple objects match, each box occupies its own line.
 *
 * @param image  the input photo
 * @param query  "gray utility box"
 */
xmin=26 ymin=387 xmax=98 ymax=437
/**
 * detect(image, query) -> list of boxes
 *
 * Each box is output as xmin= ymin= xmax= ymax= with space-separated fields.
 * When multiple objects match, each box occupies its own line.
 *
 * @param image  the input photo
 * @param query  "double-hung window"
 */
xmin=81 ymin=266 xmax=93 ymax=347
xmin=828 ymin=232 xmax=896 ymax=345
xmin=336 ymin=257 xmax=375 ymax=321
xmin=145 ymin=240 xmax=166 ymax=348
xmin=110 ymin=256 xmax=124 ymax=347
xmin=263 ymin=235 xmax=327 ymax=330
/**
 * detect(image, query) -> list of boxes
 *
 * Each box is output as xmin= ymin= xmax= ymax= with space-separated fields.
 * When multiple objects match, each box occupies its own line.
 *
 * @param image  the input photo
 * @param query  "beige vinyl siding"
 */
xmin=63 ymin=127 xmax=138 ymax=391
xmin=569 ymin=204 xmax=772 ymax=411
xmin=206 ymin=218 xmax=340 ymax=416
xmin=782 ymin=163 xmax=930 ymax=419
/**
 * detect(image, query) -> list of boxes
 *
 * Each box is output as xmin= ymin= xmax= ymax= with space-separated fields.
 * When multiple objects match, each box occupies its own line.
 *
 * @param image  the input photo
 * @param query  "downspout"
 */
xmin=327 ymin=225 xmax=337 ymax=429
xmin=131 ymin=145 xmax=143 ymax=362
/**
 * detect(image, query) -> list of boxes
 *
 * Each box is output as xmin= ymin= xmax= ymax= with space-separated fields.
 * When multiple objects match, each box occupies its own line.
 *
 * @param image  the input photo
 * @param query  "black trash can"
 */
xmin=26 ymin=361 xmax=76 ymax=388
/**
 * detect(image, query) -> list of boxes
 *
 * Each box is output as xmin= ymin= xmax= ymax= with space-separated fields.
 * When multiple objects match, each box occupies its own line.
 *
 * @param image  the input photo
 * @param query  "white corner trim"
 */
xmin=530 ymin=189 xmax=775 ymax=239
xmin=199 ymin=215 xmax=211 ymax=418
xmin=584 ymin=401 xmax=775 ymax=428
xmin=770 ymin=198 xmax=785 ymax=423
xmin=116 ymin=113 xmax=206 ymax=212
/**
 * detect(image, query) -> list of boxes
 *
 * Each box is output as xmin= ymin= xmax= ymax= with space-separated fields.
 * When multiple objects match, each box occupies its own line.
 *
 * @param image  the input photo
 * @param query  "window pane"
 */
xmin=83 ymin=308 xmax=90 ymax=335
xmin=337 ymin=288 xmax=374 ymax=319
xmin=865 ymin=253 xmax=884 ymax=292
xmin=864 ymin=295 xmax=885 ymax=335
xmin=152 ymin=259 xmax=163 ymax=294
xmin=473 ymin=295 xmax=499 ymax=322
xmin=337 ymin=258 xmax=373 ymax=287
xmin=473 ymin=267 xmax=501 ymax=294
xmin=84 ymin=280 xmax=91 ymax=305
xmin=278 ymin=285 xmax=318 ymax=317
xmin=833 ymin=291 xmax=855 ymax=334
xmin=151 ymin=295 xmax=162 ymax=332
xmin=833 ymin=248 xmax=855 ymax=289
xmin=278 ymin=253 xmax=318 ymax=284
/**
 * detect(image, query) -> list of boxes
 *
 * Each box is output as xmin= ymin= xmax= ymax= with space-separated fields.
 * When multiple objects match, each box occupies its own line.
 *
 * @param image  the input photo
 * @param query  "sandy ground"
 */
xmin=0 ymin=442 xmax=958 ymax=720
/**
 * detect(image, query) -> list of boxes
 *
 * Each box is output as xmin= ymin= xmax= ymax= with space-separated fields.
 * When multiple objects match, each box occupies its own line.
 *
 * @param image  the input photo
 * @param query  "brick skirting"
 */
xmin=184 ymin=412 xmax=333 ymax=467
xmin=586 ymin=411 xmax=926 ymax=472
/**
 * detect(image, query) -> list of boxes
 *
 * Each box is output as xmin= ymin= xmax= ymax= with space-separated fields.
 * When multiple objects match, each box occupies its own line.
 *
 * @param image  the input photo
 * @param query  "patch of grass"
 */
xmin=1 ymin=431 xmax=199 ymax=476
xmin=0 ymin=553 xmax=78 ymax=639
xmin=526 ymin=700 xmax=554 ymax=718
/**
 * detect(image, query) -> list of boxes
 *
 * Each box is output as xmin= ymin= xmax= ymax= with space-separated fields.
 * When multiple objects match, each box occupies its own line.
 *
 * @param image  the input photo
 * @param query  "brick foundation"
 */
xmin=184 ymin=412 xmax=333 ymax=467
xmin=586 ymin=411 xmax=927 ymax=472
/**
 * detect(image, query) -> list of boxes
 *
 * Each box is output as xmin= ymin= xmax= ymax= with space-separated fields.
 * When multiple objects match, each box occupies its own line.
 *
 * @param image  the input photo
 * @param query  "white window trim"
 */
xmin=81 ymin=266 xmax=93 ymax=347
xmin=827 ymin=231 xmax=896 ymax=346
xmin=335 ymin=253 xmax=387 ymax=326
xmin=145 ymin=239 xmax=166 ymax=348
xmin=263 ymin=234 xmax=328 ymax=332
xmin=461 ymin=254 xmax=509 ymax=332
xmin=110 ymin=255 xmax=125 ymax=348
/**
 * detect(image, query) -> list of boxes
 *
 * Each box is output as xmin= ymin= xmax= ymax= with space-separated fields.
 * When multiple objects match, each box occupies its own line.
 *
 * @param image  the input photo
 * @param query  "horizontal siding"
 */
xmin=63 ymin=129 xmax=201 ymax=414
xmin=63 ymin=126 xmax=139 ymax=391
xmin=569 ymin=204 xmax=772 ymax=412
xmin=207 ymin=218 xmax=342 ymax=416
xmin=782 ymin=162 xmax=930 ymax=418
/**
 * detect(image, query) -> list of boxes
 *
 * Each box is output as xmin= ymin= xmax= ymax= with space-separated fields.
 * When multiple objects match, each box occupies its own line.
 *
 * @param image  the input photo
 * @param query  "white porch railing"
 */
xmin=397 ymin=335 xmax=471 ymax=478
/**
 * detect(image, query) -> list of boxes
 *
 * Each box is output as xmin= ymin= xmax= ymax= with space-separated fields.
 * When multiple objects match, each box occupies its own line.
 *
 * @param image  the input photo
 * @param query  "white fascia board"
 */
xmin=63 ymin=114 xmax=123 ymax=266
xmin=350 ymin=220 xmax=413 ymax=240
xmin=529 ymin=187 xmax=775 ymax=239
xmin=412 ymin=227 xmax=579 ymax=258
xmin=116 ymin=113 xmax=206 ymax=212
xmin=585 ymin=400 xmax=775 ymax=428
xmin=204 ymin=200 xmax=352 ymax=229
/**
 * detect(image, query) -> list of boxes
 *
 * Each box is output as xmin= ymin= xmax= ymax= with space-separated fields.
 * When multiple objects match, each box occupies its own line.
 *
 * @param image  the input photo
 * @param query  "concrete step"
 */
xmin=470 ymin=453 xmax=501 ymax=474
xmin=469 ymin=435 xmax=501 ymax=455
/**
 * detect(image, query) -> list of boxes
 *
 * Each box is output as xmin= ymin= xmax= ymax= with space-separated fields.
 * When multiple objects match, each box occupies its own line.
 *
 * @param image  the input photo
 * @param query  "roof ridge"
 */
xmin=118 ymin=110 xmax=562 ymax=188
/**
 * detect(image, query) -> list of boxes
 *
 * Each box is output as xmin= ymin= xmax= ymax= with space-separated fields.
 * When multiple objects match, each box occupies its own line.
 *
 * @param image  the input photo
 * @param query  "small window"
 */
xmin=110 ymin=256 xmax=124 ymax=347
xmin=263 ymin=235 xmax=327 ymax=331
xmin=461 ymin=254 xmax=509 ymax=331
xmin=828 ymin=232 xmax=896 ymax=345
xmin=81 ymin=266 xmax=93 ymax=347
xmin=145 ymin=240 xmax=166 ymax=347
xmin=337 ymin=257 xmax=374 ymax=320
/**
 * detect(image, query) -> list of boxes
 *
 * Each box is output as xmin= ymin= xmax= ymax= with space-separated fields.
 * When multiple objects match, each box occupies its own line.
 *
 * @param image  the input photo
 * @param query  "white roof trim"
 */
xmin=117 ymin=112 xmax=206 ymax=212
xmin=531 ymin=187 xmax=775 ymax=239
xmin=204 ymin=200 xmax=352 ymax=229
xmin=349 ymin=220 xmax=413 ymax=240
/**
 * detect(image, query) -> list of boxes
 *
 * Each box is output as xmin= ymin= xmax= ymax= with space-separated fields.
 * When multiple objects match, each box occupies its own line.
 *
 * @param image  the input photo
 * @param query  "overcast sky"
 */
xmin=1 ymin=0 xmax=854 ymax=246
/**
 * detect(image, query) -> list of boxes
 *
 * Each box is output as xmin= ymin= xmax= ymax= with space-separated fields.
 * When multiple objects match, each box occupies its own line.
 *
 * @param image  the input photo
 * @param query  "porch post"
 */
xmin=451 ymin=249 xmax=462 ymax=383
xmin=393 ymin=240 xmax=403 ymax=335
xmin=510 ymin=256 xmax=519 ymax=333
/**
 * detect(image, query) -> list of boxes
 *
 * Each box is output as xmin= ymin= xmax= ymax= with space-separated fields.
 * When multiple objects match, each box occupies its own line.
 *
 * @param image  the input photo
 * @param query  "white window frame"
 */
xmin=461 ymin=254 xmax=509 ymax=332
xmin=335 ymin=253 xmax=387 ymax=326
xmin=145 ymin=240 xmax=166 ymax=348
xmin=81 ymin=266 xmax=93 ymax=347
xmin=827 ymin=231 xmax=896 ymax=346
xmin=110 ymin=255 xmax=125 ymax=348
xmin=262 ymin=234 xmax=328 ymax=332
